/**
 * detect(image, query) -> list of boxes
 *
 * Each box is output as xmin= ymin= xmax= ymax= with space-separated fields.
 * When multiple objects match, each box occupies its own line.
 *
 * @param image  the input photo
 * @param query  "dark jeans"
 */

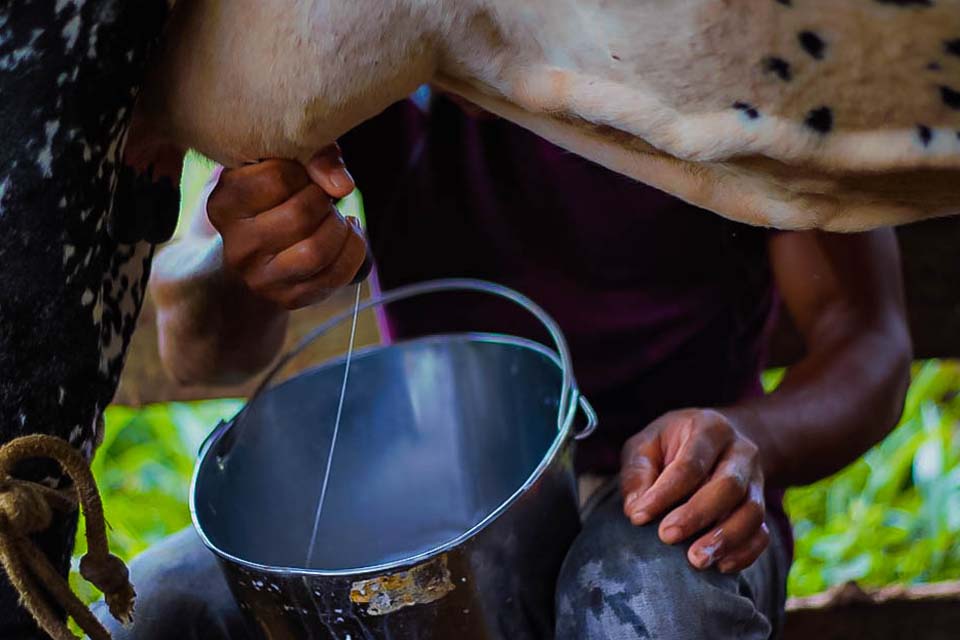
xmin=94 ymin=482 xmax=789 ymax=639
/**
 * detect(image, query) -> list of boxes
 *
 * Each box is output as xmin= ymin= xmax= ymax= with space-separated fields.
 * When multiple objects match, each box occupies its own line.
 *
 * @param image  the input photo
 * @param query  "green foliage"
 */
xmin=75 ymin=363 xmax=960 ymax=604
xmin=783 ymin=360 xmax=960 ymax=596
xmin=71 ymin=400 xmax=242 ymax=604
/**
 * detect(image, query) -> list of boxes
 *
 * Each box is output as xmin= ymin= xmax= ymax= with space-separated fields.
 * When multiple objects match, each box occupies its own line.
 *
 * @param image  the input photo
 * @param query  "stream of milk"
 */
xmin=304 ymin=282 xmax=363 ymax=569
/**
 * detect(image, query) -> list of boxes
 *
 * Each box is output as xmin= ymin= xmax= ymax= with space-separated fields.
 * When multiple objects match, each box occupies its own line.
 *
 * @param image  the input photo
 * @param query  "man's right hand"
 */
xmin=208 ymin=145 xmax=368 ymax=310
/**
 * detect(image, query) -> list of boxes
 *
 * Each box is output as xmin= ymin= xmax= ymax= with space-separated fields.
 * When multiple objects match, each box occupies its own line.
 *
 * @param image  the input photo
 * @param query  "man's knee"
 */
xmin=93 ymin=529 xmax=251 ymax=640
xmin=555 ymin=494 xmax=771 ymax=640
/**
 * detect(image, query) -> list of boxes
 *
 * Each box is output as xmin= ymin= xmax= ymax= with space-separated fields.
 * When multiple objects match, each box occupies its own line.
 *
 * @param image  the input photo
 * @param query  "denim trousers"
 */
xmin=95 ymin=480 xmax=789 ymax=639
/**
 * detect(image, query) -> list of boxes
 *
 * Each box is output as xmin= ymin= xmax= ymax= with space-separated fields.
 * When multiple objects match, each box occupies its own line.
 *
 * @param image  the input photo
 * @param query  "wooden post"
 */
xmin=784 ymin=581 xmax=960 ymax=640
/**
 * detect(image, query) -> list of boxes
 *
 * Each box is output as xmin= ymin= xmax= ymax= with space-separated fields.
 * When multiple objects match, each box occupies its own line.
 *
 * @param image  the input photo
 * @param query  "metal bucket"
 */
xmin=191 ymin=279 xmax=597 ymax=639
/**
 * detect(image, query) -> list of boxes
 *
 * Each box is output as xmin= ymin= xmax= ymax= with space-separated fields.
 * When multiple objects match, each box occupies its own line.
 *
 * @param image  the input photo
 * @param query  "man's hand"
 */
xmin=620 ymin=409 xmax=768 ymax=573
xmin=208 ymin=146 xmax=367 ymax=310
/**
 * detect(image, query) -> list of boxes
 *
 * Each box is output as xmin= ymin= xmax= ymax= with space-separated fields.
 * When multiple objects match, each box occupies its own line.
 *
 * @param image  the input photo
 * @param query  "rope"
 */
xmin=0 ymin=435 xmax=136 ymax=640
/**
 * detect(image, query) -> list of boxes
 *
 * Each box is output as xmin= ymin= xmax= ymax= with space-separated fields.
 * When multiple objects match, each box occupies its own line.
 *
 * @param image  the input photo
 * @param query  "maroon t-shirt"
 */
xmin=340 ymin=95 xmax=790 ymax=549
xmin=342 ymin=95 xmax=776 ymax=469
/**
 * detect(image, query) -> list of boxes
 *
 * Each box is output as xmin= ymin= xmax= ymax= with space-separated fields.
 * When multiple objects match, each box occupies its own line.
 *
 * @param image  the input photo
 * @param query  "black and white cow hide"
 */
xmin=0 ymin=1 xmax=175 ymax=636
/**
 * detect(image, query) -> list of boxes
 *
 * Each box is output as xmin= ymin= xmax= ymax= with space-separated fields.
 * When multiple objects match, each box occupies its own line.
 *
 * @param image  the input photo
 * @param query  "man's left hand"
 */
xmin=620 ymin=409 xmax=768 ymax=573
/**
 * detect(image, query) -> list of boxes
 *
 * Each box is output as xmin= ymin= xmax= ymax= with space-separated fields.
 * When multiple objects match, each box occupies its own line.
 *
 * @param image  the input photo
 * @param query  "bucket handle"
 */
xmin=240 ymin=278 xmax=596 ymax=441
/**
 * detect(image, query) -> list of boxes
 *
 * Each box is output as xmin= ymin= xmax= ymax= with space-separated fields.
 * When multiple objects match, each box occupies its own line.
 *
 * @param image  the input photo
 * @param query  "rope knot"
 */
xmin=0 ymin=480 xmax=54 ymax=535
xmin=80 ymin=553 xmax=135 ymax=623
xmin=0 ymin=434 xmax=135 ymax=640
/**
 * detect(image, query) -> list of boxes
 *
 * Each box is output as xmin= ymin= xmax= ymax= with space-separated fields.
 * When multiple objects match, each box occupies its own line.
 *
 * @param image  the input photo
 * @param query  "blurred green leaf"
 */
xmin=786 ymin=360 xmax=960 ymax=596
xmin=72 ymin=399 xmax=241 ymax=604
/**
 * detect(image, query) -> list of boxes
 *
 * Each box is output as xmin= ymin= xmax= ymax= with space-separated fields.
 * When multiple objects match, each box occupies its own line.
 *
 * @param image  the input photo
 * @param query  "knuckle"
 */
xmin=288 ymin=201 xmax=321 ymax=236
xmin=718 ymin=460 xmax=750 ymax=487
xmin=316 ymin=210 xmax=349 ymax=244
xmin=278 ymin=287 xmax=306 ymax=310
xmin=676 ymin=458 xmax=697 ymax=476
xmin=291 ymin=212 xmax=317 ymax=238
xmin=621 ymin=462 xmax=653 ymax=486
xmin=263 ymin=161 xmax=299 ymax=190
xmin=259 ymin=161 xmax=306 ymax=201
xmin=622 ymin=435 xmax=656 ymax=470
xmin=648 ymin=410 xmax=675 ymax=431
xmin=671 ymin=458 xmax=693 ymax=476
xmin=676 ymin=457 xmax=706 ymax=478
xmin=719 ymin=473 xmax=748 ymax=495
xmin=703 ymin=412 xmax=732 ymax=438
xmin=223 ymin=241 xmax=256 ymax=271
xmin=738 ymin=438 xmax=760 ymax=460
xmin=626 ymin=452 xmax=654 ymax=471
xmin=661 ymin=409 xmax=687 ymax=423
xmin=310 ymin=232 xmax=338 ymax=262
xmin=294 ymin=242 xmax=326 ymax=274
xmin=300 ymin=182 xmax=332 ymax=208
xmin=690 ymin=457 xmax=709 ymax=476
xmin=302 ymin=233 xmax=344 ymax=274
xmin=240 ymin=263 xmax=277 ymax=292
xmin=623 ymin=432 xmax=647 ymax=450
xmin=244 ymin=274 xmax=269 ymax=295
xmin=676 ymin=411 xmax=699 ymax=432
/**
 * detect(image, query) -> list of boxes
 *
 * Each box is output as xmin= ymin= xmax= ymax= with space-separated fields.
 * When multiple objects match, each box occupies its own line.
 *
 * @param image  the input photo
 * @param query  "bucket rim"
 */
xmin=190 ymin=332 xmax=580 ymax=579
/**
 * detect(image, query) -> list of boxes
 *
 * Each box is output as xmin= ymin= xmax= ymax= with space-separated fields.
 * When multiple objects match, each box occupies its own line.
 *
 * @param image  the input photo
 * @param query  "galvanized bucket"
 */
xmin=190 ymin=279 xmax=597 ymax=639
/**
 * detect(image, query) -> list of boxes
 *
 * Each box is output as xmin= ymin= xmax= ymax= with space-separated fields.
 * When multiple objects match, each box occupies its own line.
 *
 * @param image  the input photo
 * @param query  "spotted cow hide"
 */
xmin=149 ymin=0 xmax=960 ymax=231
xmin=0 ymin=1 xmax=174 ymax=636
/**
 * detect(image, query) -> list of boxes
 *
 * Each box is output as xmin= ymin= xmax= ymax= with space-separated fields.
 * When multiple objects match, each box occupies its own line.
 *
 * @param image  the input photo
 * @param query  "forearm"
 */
xmin=151 ymin=236 xmax=289 ymax=386
xmin=726 ymin=310 xmax=912 ymax=487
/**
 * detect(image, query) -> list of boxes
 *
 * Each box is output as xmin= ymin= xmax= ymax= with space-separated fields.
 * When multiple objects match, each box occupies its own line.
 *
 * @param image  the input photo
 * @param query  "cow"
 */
xmin=142 ymin=0 xmax=960 ymax=231
xmin=1 ymin=1 xmax=174 ymax=636
xmin=0 ymin=0 xmax=958 ymax=637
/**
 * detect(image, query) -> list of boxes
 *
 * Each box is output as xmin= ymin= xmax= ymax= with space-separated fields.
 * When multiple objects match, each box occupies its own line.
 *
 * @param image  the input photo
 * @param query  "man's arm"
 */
xmin=728 ymin=229 xmax=912 ymax=486
xmin=151 ymin=148 xmax=366 ymax=386
xmin=150 ymin=202 xmax=289 ymax=386
xmin=621 ymin=229 xmax=911 ymax=573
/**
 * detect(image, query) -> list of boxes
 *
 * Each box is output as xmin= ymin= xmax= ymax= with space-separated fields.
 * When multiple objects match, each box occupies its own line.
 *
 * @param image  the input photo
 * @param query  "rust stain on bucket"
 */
xmin=350 ymin=555 xmax=456 ymax=615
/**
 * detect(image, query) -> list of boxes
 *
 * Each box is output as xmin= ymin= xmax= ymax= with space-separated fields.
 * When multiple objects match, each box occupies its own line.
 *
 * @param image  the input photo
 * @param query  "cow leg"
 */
xmin=0 ymin=1 xmax=175 ymax=636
